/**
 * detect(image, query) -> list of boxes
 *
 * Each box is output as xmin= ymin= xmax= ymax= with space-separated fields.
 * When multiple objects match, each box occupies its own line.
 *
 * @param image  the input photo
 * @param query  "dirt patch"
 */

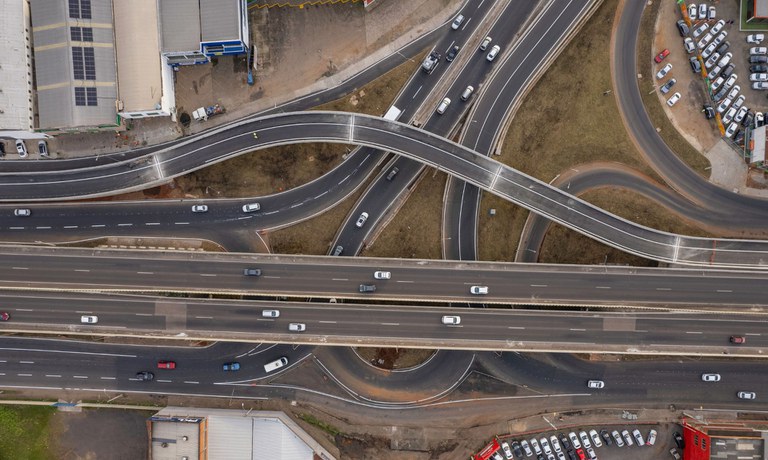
xmin=49 ymin=408 xmax=150 ymax=460
xmin=363 ymin=170 xmax=446 ymax=259
xmin=538 ymin=187 xmax=712 ymax=265
xmin=355 ymin=347 xmax=436 ymax=370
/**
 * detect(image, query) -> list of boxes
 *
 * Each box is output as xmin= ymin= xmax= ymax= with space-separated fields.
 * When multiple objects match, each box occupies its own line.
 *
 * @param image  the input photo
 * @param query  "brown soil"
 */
xmin=355 ymin=347 xmax=436 ymax=370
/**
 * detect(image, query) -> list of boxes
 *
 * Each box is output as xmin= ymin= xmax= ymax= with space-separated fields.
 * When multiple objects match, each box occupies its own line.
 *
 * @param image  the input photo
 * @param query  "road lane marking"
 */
xmin=63 ymin=225 xmax=78 ymax=229
xmin=746 ymin=333 xmax=761 ymax=336
xmin=263 ymin=276 xmax=281 ymax=279
xmin=595 ymin=286 xmax=611 ymax=289
xmin=508 ymin=326 xmax=526 ymax=330
xmin=331 ymin=278 xmax=348 ymax=281
xmin=45 ymin=374 xmax=61 ymax=378
xmin=73 ymin=375 xmax=88 ymax=379
xmin=134 ymin=313 xmax=152 ymax=316
xmin=381 ymin=323 xmax=400 ymax=326
xmin=413 ymin=85 xmax=423 ymax=99
xmin=716 ymin=290 xmax=733 ymax=293
xmin=74 ymin=269 xmax=90 ymax=273
xmin=117 ymin=223 xmax=133 ymax=227
xmin=396 ymin=280 xmax=414 ymax=283
xmin=569 ymin=328 xmax=586 ymax=332
xmin=145 ymin=222 xmax=160 ymax=226
xmin=256 ymin=318 xmax=274 ymax=322
xmin=315 ymin=191 xmax=328 ymax=199
xmin=137 ymin=272 xmax=154 ymax=275
xmin=16 ymin=309 xmax=33 ymax=312
xmin=530 ymin=284 xmax=548 ymax=287
xmin=0 ymin=360 xmax=6 ymax=363
xmin=100 ymin=376 xmax=116 ymax=380
xmin=290 ymin=202 xmax=303 ymax=208
xmin=656 ymin=287 xmax=672 ymax=291
xmin=11 ymin=267 xmax=29 ymax=270
xmin=174 ymin=222 xmax=190 ymax=225
xmin=17 ymin=373 xmax=32 ymax=377
xmin=9 ymin=227 xmax=25 ymax=230
xmin=184 ymin=381 xmax=199 ymax=384
xmin=19 ymin=361 xmax=34 ymax=364
xmin=199 ymin=274 xmax=217 ymax=277
xmin=195 ymin=316 xmax=213 ymax=319
xmin=157 ymin=379 xmax=172 ymax=383
xmin=91 ymin=224 xmax=106 ymax=228
xmin=338 ymin=174 xmax=351 ymax=185
xmin=319 ymin=320 xmax=337 ymax=324
xmin=685 ymin=331 xmax=703 ymax=334
xmin=35 ymin=226 xmax=51 ymax=229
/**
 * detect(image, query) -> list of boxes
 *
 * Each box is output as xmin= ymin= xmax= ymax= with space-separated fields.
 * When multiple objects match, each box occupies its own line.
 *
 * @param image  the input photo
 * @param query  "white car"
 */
xmin=734 ymin=106 xmax=749 ymax=123
xmin=611 ymin=430 xmax=625 ymax=447
xmin=587 ymin=379 xmax=605 ymax=389
xmin=242 ymin=203 xmax=261 ymax=212
xmin=751 ymin=47 xmax=768 ymax=55
xmin=373 ymin=271 xmax=391 ymax=280
xmin=530 ymin=438 xmax=542 ymax=455
xmin=80 ymin=315 xmax=98 ymax=324
xmin=684 ymin=37 xmax=695 ymax=53
xmin=288 ymin=323 xmax=306 ymax=332
xmin=748 ymin=33 xmax=765 ymax=44
xmin=717 ymin=52 xmax=733 ymax=68
xmin=621 ymin=430 xmax=634 ymax=447
xmin=15 ymin=140 xmax=27 ymax=157
xmin=579 ymin=431 xmax=592 ymax=449
xmin=470 ymin=285 xmax=489 ymax=295
xmin=701 ymin=42 xmax=717 ymax=59
xmin=355 ymin=211 xmax=369 ymax=228
xmin=450 ymin=14 xmax=464 ymax=30
xmin=667 ymin=92 xmax=681 ymax=107
xmin=13 ymin=208 xmax=31 ymax=217
xmin=647 ymin=429 xmax=657 ymax=446
xmin=655 ymin=63 xmax=672 ymax=79
xmin=724 ymin=73 xmax=738 ymax=90
xmin=710 ymin=31 xmax=727 ymax=49
xmin=486 ymin=45 xmax=501 ymax=62
xmin=539 ymin=438 xmax=552 ymax=456
xmin=589 ymin=430 xmax=603 ymax=448
xmin=520 ymin=440 xmax=533 ymax=457
xmin=568 ymin=432 xmax=581 ymax=450
xmin=698 ymin=3 xmax=707 ymax=18
xmin=501 ymin=442 xmax=514 ymax=460
xmin=725 ymin=122 xmax=739 ymax=139
xmin=727 ymin=86 xmax=741 ymax=100
xmin=702 ymin=373 xmax=721 ymax=382
xmin=705 ymin=52 xmax=721 ymax=69
xmin=262 ymin=309 xmax=280 ymax=318
xmin=697 ymin=32 xmax=714 ymax=49
xmin=550 ymin=436 xmax=562 ymax=454
xmin=738 ymin=391 xmax=757 ymax=400
xmin=753 ymin=81 xmax=768 ymax=90
xmin=717 ymin=98 xmax=733 ymax=114
xmin=751 ymin=73 xmax=768 ymax=82
xmin=632 ymin=429 xmax=645 ymax=445
xmin=688 ymin=3 xmax=697 ymax=20
xmin=708 ymin=5 xmax=716 ymax=19
xmin=711 ymin=19 xmax=725 ymax=35
xmin=723 ymin=107 xmax=737 ymax=124
xmin=757 ymin=112 xmax=765 ymax=126
xmin=191 ymin=204 xmax=208 ymax=213
xmin=692 ymin=22 xmax=709 ymax=39
xmin=711 ymin=76 xmax=726 ymax=92
xmin=441 ymin=315 xmax=461 ymax=325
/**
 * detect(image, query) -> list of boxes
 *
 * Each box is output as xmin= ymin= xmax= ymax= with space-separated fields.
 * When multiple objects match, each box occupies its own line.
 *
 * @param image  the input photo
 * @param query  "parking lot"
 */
xmin=494 ymin=423 xmax=682 ymax=460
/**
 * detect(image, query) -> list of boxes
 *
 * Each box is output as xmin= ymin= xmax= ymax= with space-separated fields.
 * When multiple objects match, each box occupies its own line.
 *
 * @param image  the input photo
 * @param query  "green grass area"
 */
xmin=0 ymin=405 xmax=55 ymax=460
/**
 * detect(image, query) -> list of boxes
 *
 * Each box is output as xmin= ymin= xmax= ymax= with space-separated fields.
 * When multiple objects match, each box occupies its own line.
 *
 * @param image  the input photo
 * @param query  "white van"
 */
xmin=263 ymin=357 xmax=288 ymax=373
xmin=436 ymin=97 xmax=451 ymax=114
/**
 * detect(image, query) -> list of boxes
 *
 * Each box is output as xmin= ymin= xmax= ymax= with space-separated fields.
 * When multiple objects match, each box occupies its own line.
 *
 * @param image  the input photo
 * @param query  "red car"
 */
xmin=157 ymin=361 xmax=176 ymax=369
xmin=654 ymin=49 xmax=670 ymax=63
xmin=730 ymin=336 xmax=746 ymax=344
xmin=0 ymin=312 xmax=9 ymax=321
xmin=576 ymin=448 xmax=586 ymax=460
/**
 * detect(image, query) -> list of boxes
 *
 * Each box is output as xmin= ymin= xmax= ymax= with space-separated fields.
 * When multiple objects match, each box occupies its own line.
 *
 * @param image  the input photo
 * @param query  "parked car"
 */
xmin=157 ymin=361 xmax=176 ymax=369
xmin=697 ymin=33 xmax=714 ymax=50
xmin=717 ymin=98 xmax=734 ymax=114
xmin=688 ymin=3 xmax=697 ymax=20
xmin=701 ymin=42 xmax=717 ymax=59
xmin=647 ymin=429 xmax=657 ymax=446
xmin=703 ymin=105 xmax=716 ymax=119
xmin=705 ymin=52 xmax=720 ymax=69
xmin=578 ymin=432 xmax=591 ymax=449
xmin=711 ymin=19 xmax=725 ymax=35
xmin=752 ymin=81 xmax=768 ymax=90
xmin=727 ymin=85 xmax=741 ymax=101
xmin=611 ymin=430 xmax=625 ymax=447
xmin=723 ymin=74 xmax=738 ymax=90
xmin=501 ymin=442 xmax=514 ymax=460
xmin=750 ymin=55 xmax=768 ymax=64
xmin=599 ymin=429 xmax=613 ymax=446
xmin=711 ymin=76 xmax=725 ymax=92
xmin=744 ymin=112 xmax=756 ymax=128
xmin=15 ymin=140 xmax=27 ymax=157
xmin=549 ymin=436 xmax=562 ymax=454
xmin=723 ymin=107 xmax=738 ymax=124
xmin=751 ymin=64 xmax=768 ymax=73
xmin=676 ymin=20 xmax=689 ymax=37
xmin=715 ymin=41 xmax=730 ymax=55
xmin=698 ymin=3 xmax=707 ymax=18
xmin=38 ymin=140 xmax=48 ymax=156
xmin=721 ymin=64 xmax=735 ymax=79
xmin=751 ymin=47 xmax=768 ymax=55
xmin=621 ymin=430 xmax=634 ymax=446
xmin=734 ymin=106 xmax=749 ymax=123
xmin=738 ymin=391 xmax=757 ymax=400
xmin=717 ymin=52 xmax=733 ymax=68
xmin=559 ymin=434 xmax=571 ymax=451
xmin=702 ymin=373 xmax=721 ymax=382
xmin=667 ymin=93 xmax=682 ymax=107
xmin=670 ymin=448 xmax=681 ymax=460
xmin=757 ymin=112 xmax=766 ymax=126
xmin=673 ymin=432 xmax=685 ymax=449
xmin=660 ymin=78 xmax=677 ymax=94
xmin=751 ymin=73 xmax=768 ymax=82
xmin=684 ymin=37 xmax=695 ymax=53
xmin=708 ymin=5 xmax=716 ymax=19
xmin=568 ymin=432 xmax=581 ymax=450
xmin=656 ymin=63 xmax=673 ymax=79
xmin=654 ymin=49 xmax=670 ymax=63
xmin=632 ymin=429 xmax=645 ymax=445
xmin=588 ymin=430 xmax=602 ymax=448
xmin=520 ymin=440 xmax=533 ymax=457
xmin=747 ymin=33 xmax=766 ymax=44
xmin=692 ymin=22 xmax=709 ymax=39
xmin=530 ymin=438 xmax=542 ymax=456
xmin=689 ymin=56 xmax=702 ymax=73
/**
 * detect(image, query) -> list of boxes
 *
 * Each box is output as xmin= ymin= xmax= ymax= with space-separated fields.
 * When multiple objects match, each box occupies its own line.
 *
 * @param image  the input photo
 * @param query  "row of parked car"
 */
xmin=495 ymin=427 xmax=662 ymax=460
xmin=0 ymin=139 xmax=48 ymax=158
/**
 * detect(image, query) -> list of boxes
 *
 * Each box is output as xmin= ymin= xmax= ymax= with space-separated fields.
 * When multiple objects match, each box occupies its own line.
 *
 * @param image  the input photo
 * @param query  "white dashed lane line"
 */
xmin=200 ymin=274 xmax=217 ymax=277
xmin=11 ymin=267 xmax=28 ymax=270
xmin=19 ymin=361 xmax=34 ymax=364
xmin=75 ymin=269 xmax=90 ymax=273
xmin=117 ymin=223 xmax=133 ymax=227
xmin=145 ymin=222 xmax=160 ymax=226
xmin=137 ymin=272 xmax=154 ymax=275
xmin=175 ymin=222 xmax=190 ymax=225
xmin=157 ymin=379 xmax=172 ymax=383
xmin=9 ymin=227 xmax=25 ymax=230
xmin=569 ymin=328 xmax=586 ymax=332
xmin=17 ymin=373 xmax=31 ymax=377
xmin=686 ymin=331 xmax=703 ymax=334
xmin=91 ymin=224 xmax=106 ymax=228
xmin=73 ymin=375 xmax=88 ymax=379
xmin=63 ymin=225 xmax=78 ymax=229
xmin=195 ymin=316 xmax=213 ymax=319
xmin=183 ymin=381 xmax=199 ymax=385
xmin=45 ymin=374 xmax=61 ymax=378
xmin=100 ymin=376 xmax=116 ymax=380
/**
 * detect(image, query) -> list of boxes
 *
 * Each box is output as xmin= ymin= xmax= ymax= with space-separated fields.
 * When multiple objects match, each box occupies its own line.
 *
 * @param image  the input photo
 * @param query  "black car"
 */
xmin=446 ymin=45 xmax=460 ymax=62
xmin=359 ymin=284 xmax=376 ymax=293
xmin=689 ymin=56 xmax=702 ymax=73
xmin=599 ymin=429 xmax=613 ymax=446
xmin=559 ymin=434 xmax=571 ymax=450
xmin=743 ymin=111 xmax=755 ymax=128
xmin=721 ymin=63 xmax=736 ymax=79
xmin=136 ymin=371 xmax=154 ymax=381
xmin=566 ymin=450 xmax=578 ymax=460
xmin=751 ymin=64 xmax=768 ymax=73
xmin=510 ymin=441 xmax=524 ymax=459
xmin=673 ymin=432 xmax=685 ymax=449
xmin=676 ymin=19 xmax=689 ymax=36
xmin=243 ymin=268 xmax=262 ymax=276
xmin=0 ymin=142 xmax=4 ymax=157
xmin=716 ymin=41 xmax=730 ymax=55
xmin=750 ymin=55 xmax=768 ymax=64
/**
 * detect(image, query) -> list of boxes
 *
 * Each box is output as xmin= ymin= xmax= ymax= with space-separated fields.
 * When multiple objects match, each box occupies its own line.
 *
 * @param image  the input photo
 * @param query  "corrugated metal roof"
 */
xmin=30 ymin=0 xmax=118 ymax=130
xmin=752 ymin=126 xmax=766 ymax=164
xmin=159 ymin=0 xmax=201 ymax=52
xmin=253 ymin=417 xmax=314 ymax=460
xmin=113 ymin=0 xmax=163 ymax=112
xmin=200 ymin=0 xmax=240 ymax=42
xmin=0 ymin=0 xmax=33 ymax=130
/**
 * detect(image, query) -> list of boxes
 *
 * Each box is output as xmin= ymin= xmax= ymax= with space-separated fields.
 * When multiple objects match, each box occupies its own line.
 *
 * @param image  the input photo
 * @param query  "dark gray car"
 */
xmin=359 ymin=284 xmax=376 ymax=293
